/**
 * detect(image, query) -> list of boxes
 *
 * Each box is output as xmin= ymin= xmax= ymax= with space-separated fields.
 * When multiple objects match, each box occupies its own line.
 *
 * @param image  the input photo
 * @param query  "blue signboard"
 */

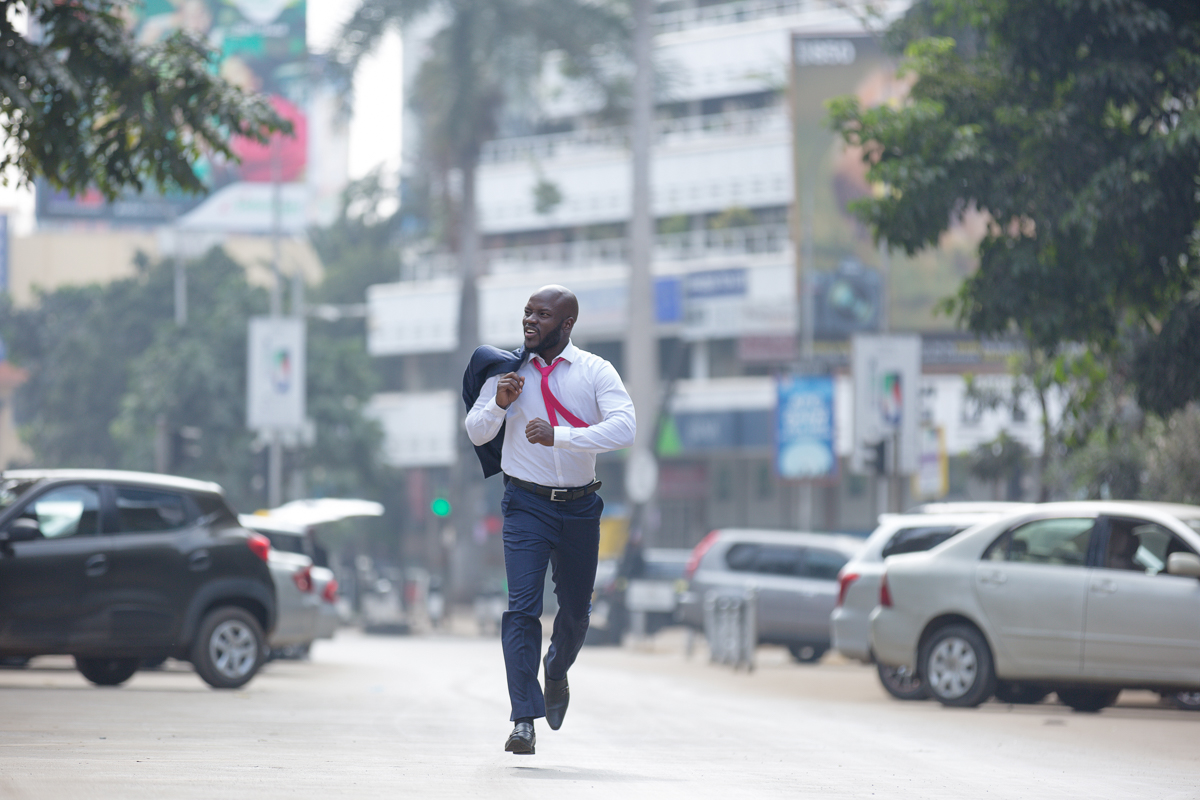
xmin=776 ymin=375 xmax=837 ymax=480
xmin=0 ymin=214 xmax=7 ymax=292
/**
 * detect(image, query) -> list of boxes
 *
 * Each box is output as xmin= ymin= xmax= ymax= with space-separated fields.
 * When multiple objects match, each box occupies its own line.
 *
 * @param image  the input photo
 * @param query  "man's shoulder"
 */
xmin=568 ymin=345 xmax=612 ymax=370
xmin=470 ymin=344 xmax=524 ymax=373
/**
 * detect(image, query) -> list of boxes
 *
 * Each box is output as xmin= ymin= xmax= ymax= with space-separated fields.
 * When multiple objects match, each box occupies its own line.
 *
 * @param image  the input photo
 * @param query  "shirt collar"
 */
xmin=532 ymin=340 xmax=578 ymax=367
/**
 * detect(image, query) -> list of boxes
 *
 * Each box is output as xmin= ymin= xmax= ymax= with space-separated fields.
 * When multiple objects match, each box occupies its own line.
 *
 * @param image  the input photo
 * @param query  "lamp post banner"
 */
xmin=247 ymin=316 xmax=306 ymax=432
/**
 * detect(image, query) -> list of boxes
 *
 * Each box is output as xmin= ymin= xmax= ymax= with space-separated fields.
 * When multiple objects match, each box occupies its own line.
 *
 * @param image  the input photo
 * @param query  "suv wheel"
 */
xmin=1164 ymin=690 xmax=1200 ymax=711
xmin=920 ymin=624 xmax=996 ymax=707
xmin=191 ymin=606 xmax=265 ymax=689
xmin=1056 ymin=687 xmax=1120 ymax=712
xmin=75 ymin=656 xmax=140 ymax=687
xmin=877 ymin=662 xmax=929 ymax=701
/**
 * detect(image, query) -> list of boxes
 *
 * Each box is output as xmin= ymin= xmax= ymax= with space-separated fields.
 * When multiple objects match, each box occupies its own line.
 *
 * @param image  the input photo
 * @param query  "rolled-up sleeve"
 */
xmin=553 ymin=362 xmax=636 ymax=453
xmin=465 ymin=376 xmax=507 ymax=446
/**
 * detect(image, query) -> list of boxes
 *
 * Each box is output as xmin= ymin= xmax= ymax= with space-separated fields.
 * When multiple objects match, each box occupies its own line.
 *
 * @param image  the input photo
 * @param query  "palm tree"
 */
xmin=329 ymin=0 xmax=627 ymax=591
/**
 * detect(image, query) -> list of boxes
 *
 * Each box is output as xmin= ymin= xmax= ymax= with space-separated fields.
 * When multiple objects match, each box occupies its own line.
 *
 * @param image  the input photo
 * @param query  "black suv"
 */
xmin=0 ymin=470 xmax=276 ymax=689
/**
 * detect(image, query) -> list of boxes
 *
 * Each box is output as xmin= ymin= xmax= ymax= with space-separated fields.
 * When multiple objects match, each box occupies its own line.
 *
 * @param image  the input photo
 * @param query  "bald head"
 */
xmin=523 ymin=285 xmax=577 ymax=358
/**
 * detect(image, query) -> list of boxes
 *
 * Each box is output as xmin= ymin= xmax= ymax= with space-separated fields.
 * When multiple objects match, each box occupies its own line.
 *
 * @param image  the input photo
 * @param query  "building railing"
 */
xmin=653 ymin=0 xmax=827 ymax=34
xmin=483 ymin=222 xmax=791 ymax=273
xmin=479 ymin=105 xmax=787 ymax=165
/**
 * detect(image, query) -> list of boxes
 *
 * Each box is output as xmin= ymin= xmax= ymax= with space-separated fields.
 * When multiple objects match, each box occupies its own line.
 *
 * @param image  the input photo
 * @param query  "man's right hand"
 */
xmin=496 ymin=372 xmax=525 ymax=409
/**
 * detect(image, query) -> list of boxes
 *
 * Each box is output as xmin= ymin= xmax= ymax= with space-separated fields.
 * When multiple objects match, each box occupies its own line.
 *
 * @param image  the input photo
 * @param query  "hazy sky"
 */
xmin=0 ymin=0 xmax=403 ymax=235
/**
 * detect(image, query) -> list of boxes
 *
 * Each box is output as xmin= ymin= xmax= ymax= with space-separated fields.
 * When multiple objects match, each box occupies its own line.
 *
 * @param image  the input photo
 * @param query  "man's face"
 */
xmin=523 ymin=291 xmax=572 ymax=354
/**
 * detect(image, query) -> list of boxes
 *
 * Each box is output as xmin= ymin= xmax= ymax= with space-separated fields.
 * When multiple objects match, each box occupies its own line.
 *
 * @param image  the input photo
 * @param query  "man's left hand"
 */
xmin=526 ymin=419 xmax=554 ymax=446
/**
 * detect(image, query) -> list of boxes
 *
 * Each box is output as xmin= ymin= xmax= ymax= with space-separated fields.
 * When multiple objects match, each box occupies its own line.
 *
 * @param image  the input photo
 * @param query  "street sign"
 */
xmin=246 ymin=317 xmax=306 ymax=432
xmin=776 ymin=375 xmax=837 ymax=480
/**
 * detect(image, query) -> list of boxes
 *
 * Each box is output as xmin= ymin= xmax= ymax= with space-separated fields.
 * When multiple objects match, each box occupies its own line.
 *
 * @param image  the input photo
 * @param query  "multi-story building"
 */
xmin=368 ymin=0 xmax=1046 ymax=550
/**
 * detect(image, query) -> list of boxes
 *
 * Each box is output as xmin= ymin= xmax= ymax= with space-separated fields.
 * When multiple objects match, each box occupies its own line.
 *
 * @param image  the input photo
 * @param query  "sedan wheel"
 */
xmin=1057 ymin=687 xmax=1120 ymax=713
xmin=877 ymin=662 xmax=929 ymax=701
xmin=1165 ymin=691 xmax=1200 ymax=711
xmin=191 ymin=606 xmax=265 ymax=689
xmin=920 ymin=624 xmax=996 ymax=708
xmin=787 ymin=644 xmax=827 ymax=664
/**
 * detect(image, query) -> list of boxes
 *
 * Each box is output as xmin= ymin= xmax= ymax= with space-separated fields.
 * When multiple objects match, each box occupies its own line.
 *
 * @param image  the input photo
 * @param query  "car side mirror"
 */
xmin=0 ymin=518 xmax=42 ymax=553
xmin=1166 ymin=552 xmax=1200 ymax=578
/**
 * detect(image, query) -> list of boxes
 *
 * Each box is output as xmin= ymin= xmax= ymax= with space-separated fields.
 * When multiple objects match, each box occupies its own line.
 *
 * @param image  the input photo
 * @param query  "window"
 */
xmin=800 ymin=548 xmax=848 ymax=581
xmin=882 ymin=526 xmax=963 ymax=559
xmin=114 ymin=486 xmax=193 ymax=533
xmin=984 ymin=518 xmax=1095 ymax=566
xmin=1105 ymin=518 xmax=1197 ymax=575
xmin=23 ymin=485 xmax=101 ymax=539
xmin=725 ymin=543 xmax=804 ymax=576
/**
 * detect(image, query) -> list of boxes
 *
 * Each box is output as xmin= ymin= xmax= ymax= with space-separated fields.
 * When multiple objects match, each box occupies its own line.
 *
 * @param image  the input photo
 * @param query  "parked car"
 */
xmin=871 ymin=501 xmax=1200 ymax=711
xmin=832 ymin=507 xmax=1032 ymax=699
xmin=586 ymin=547 xmax=691 ymax=645
xmin=240 ymin=515 xmax=328 ymax=659
xmin=679 ymin=529 xmax=861 ymax=662
xmin=0 ymin=469 xmax=275 ymax=688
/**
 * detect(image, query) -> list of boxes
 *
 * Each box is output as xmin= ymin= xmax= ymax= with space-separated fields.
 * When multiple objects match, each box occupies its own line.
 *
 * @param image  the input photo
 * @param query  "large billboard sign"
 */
xmin=790 ymin=32 xmax=981 ymax=333
xmin=776 ymin=375 xmax=837 ymax=481
xmin=37 ymin=0 xmax=308 ymax=233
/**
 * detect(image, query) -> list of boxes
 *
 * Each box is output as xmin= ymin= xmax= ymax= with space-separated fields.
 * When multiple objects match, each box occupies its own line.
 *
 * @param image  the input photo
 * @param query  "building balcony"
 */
xmin=485 ymin=223 xmax=791 ymax=274
xmin=479 ymin=105 xmax=788 ymax=166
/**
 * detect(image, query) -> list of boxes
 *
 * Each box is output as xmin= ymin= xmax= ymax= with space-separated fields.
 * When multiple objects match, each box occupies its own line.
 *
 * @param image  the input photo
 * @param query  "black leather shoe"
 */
xmin=543 ymin=654 xmax=569 ymax=731
xmin=504 ymin=721 xmax=535 ymax=755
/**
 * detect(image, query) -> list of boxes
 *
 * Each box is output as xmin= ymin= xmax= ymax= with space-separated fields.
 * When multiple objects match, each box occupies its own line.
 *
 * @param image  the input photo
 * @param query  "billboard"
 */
xmin=776 ymin=375 xmax=837 ymax=481
xmin=790 ymin=32 xmax=981 ymax=333
xmin=247 ymin=316 xmax=306 ymax=432
xmin=37 ymin=0 xmax=308 ymax=233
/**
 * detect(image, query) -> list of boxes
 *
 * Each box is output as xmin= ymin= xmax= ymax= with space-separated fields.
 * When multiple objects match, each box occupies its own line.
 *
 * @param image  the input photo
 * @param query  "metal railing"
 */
xmin=704 ymin=588 xmax=758 ymax=671
xmin=654 ymin=0 xmax=822 ymax=34
xmin=483 ymin=223 xmax=790 ymax=272
xmin=479 ymin=105 xmax=787 ymax=165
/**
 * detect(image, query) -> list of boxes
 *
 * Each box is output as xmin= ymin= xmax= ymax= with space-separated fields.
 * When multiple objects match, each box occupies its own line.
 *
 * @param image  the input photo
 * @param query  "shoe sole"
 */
xmin=505 ymin=741 xmax=535 ymax=755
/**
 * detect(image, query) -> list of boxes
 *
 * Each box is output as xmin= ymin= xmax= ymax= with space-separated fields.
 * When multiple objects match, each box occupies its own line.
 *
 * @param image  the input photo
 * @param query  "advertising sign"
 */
xmin=37 ymin=0 xmax=308 ymax=232
xmin=852 ymin=334 xmax=921 ymax=474
xmin=790 ymin=32 xmax=981 ymax=333
xmin=776 ymin=375 xmax=837 ymax=480
xmin=247 ymin=317 xmax=306 ymax=432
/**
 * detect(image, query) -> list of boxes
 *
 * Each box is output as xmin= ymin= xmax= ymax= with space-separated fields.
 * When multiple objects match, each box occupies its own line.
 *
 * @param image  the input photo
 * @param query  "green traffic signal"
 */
xmin=431 ymin=497 xmax=452 ymax=517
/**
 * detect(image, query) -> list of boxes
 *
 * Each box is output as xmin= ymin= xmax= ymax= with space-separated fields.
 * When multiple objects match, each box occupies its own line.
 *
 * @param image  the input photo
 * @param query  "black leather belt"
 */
xmin=505 ymin=475 xmax=602 ymax=502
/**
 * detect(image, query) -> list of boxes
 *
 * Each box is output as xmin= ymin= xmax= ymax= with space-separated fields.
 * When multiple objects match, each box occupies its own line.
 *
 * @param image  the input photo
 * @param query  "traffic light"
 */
xmin=430 ymin=497 xmax=452 ymax=517
xmin=864 ymin=440 xmax=888 ymax=476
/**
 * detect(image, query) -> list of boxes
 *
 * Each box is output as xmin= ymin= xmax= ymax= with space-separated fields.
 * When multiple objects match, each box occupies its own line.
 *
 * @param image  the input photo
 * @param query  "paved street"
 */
xmin=0 ymin=626 xmax=1197 ymax=799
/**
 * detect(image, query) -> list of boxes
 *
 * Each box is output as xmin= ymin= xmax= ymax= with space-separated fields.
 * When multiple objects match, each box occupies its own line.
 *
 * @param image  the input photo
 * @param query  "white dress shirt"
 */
xmin=465 ymin=340 xmax=637 ymax=488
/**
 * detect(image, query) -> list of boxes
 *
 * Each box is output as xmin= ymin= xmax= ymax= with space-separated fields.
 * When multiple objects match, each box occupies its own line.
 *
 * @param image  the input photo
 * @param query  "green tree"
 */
xmin=828 ymin=0 xmax=1200 ymax=411
xmin=1 ymin=249 xmax=388 ymax=514
xmin=2 ymin=0 xmax=287 ymax=198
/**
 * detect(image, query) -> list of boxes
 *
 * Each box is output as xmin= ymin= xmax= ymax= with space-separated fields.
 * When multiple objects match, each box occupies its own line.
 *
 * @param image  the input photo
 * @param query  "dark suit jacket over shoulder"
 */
xmin=462 ymin=344 xmax=526 ymax=478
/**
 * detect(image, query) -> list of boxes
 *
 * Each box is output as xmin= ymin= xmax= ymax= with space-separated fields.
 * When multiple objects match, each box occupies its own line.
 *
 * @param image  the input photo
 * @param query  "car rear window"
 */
xmin=114 ymin=486 xmax=195 ymax=533
xmin=882 ymin=526 xmax=963 ymax=559
xmin=724 ymin=542 xmax=847 ymax=580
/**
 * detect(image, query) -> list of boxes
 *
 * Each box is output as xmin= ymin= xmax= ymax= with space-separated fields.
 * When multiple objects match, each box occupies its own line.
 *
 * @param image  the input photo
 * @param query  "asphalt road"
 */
xmin=0 ymin=626 xmax=1197 ymax=799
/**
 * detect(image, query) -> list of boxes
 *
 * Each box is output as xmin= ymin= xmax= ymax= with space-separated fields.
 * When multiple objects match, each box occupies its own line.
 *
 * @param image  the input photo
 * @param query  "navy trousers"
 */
xmin=500 ymin=480 xmax=603 ymax=721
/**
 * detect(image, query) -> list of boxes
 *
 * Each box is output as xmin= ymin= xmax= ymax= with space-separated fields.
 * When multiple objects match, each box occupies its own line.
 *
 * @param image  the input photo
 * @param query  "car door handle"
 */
xmin=85 ymin=554 xmax=108 ymax=577
xmin=1091 ymin=579 xmax=1117 ymax=594
xmin=978 ymin=570 xmax=1007 ymax=586
xmin=188 ymin=550 xmax=211 ymax=572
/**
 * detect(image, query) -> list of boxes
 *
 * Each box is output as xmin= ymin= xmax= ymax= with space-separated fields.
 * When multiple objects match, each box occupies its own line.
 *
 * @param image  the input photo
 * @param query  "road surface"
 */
xmin=0 ymin=627 xmax=1195 ymax=799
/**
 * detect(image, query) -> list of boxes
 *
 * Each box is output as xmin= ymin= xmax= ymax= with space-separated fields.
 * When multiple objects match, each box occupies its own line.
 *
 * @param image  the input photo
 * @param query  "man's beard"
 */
xmin=531 ymin=321 xmax=567 ymax=354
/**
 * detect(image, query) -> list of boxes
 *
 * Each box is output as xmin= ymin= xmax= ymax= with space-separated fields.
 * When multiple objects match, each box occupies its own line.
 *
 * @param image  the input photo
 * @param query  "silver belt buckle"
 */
xmin=549 ymin=488 xmax=567 ymax=502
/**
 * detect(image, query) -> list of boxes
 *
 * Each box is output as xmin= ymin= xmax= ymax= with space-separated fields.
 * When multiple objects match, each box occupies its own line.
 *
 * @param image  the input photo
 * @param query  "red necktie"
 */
xmin=533 ymin=358 xmax=589 ymax=428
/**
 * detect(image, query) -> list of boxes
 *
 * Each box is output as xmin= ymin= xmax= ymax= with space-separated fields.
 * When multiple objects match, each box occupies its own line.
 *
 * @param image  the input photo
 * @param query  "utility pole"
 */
xmin=268 ymin=138 xmax=284 ymax=509
xmin=624 ymin=0 xmax=660 ymax=544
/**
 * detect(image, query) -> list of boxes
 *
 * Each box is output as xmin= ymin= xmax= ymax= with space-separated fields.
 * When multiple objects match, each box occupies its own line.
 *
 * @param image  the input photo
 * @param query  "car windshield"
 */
xmin=0 ymin=478 xmax=40 ymax=513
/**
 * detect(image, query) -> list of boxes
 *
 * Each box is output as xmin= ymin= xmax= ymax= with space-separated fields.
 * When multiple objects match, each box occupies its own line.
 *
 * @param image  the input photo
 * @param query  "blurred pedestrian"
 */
xmin=465 ymin=285 xmax=636 ymax=755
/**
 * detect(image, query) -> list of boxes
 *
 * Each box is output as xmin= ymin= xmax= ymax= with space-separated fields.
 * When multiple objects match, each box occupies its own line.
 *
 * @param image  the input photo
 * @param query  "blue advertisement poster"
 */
xmin=776 ymin=375 xmax=836 ymax=480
